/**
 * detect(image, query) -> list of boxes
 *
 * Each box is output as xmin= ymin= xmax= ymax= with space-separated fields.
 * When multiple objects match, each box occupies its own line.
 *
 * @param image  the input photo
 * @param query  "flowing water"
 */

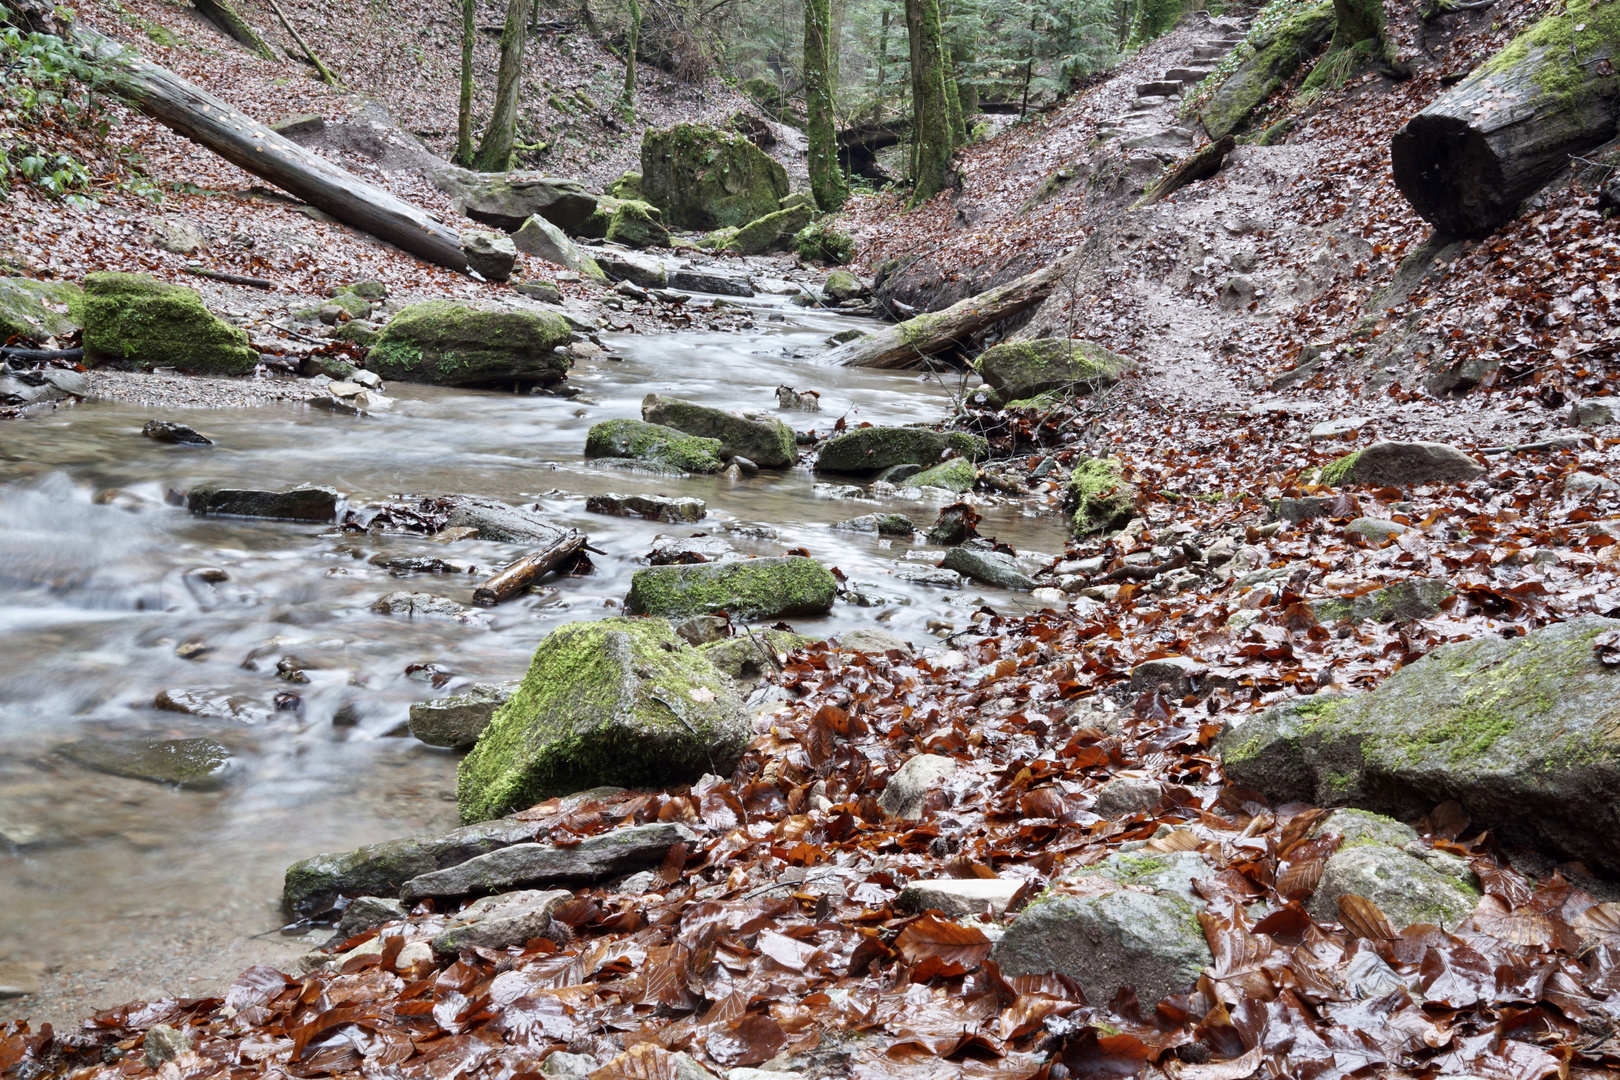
xmin=0 ymin=296 xmax=1069 ymax=1024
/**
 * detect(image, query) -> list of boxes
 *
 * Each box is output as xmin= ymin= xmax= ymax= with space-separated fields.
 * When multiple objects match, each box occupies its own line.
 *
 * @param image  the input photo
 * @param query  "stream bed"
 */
xmin=0 ymin=297 xmax=1070 ymax=1024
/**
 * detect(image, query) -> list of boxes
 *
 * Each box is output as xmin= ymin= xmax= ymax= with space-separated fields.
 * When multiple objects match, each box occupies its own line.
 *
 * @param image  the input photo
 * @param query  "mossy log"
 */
xmin=825 ymin=260 xmax=1068 ymax=369
xmin=1391 ymin=0 xmax=1620 ymax=237
xmin=190 ymin=0 xmax=277 ymax=61
xmin=76 ymin=26 xmax=472 ymax=274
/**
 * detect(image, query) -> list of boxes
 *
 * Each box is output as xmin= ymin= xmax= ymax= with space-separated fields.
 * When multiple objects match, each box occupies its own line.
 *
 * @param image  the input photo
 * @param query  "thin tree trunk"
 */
xmin=619 ymin=0 xmax=640 ymax=112
xmin=263 ymin=0 xmax=339 ymax=85
xmin=805 ymin=0 xmax=846 ymax=210
xmin=1018 ymin=11 xmax=1036 ymax=118
xmin=455 ymin=0 xmax=475 ymax=165
xmin=874 ymin=6 xmax=889 ymax=124
xmin=472 ymin=0 xmax=528 ymax=172
xmin=191 ymin=0 xmax=278 ymax=61
xmin=904 ymin=0 xmax=950 ymax=204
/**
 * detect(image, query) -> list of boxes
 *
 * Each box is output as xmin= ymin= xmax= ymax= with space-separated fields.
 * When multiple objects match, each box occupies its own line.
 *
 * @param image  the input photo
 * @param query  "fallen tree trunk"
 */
xmin=825 ymin=260 xmax=1068 ymax=369
xmin=190 ymin=0 xmax=278 ymax=61
xmin=472 ymin=532 xmax=586 ymax=605
xmin=1140 ymin=135 xmax=1236 ymax=204
xmin=1390 ymin=1 xmax=1620 ymax=237
xmin=76 ymin=27 xmax=472 ymax=274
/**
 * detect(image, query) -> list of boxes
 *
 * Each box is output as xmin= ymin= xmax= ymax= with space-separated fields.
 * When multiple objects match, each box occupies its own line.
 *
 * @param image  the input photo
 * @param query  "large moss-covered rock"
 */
xmin=452 ymin=173 xmax=599 ymax=233
xmin=1305 ymin=810 xmax=1480 ymax=930
xmin=1317 ymin=441 xmax=1485 ymax=486
xmin=605 ymin=171 xmax=642 ymax=200
xmin=605 ymin=200 xmax=670 ymax=249
xmin=1068 ymin=457 xmax=1139 ymax=535
xmin=456 ymin=618 xmax=745 ymax=822
xmin=640 ymin=123 xmax=790 ymax=231
xmin=640 ymin=394 xmax=796 ymax=468
xmin=724 ymin=204 xmax=813 ymax=256
xmin=975 ymin=338 xmax=1136 ymax=404
xmin=1219 ymin=616 xmax=1620 ymax=874
xmin=1201 ymin=3 xmax=1336 ymax=139
xmin=367 ymin=302 xmax=572 ymax=387
xmin=903 ymin=458 xmax=978 ymax=493
xmin=816 ymin=427 xmax=987 ymax=475
xmin=81 ymin=273 xmax=259 ymax=375
xmin=0 ymin=277 xmax=82 ymax=342
xmin=625 ymin=557 xmax=837 ymax=620
xmin=584 ymin=418 xmax=726 ymax=473
xmin=513 ymin=215 xmax=608 ymax=283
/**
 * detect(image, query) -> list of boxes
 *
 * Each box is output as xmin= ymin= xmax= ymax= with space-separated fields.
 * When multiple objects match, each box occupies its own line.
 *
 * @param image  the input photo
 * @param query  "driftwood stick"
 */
xmin=472 ymin=533 xmax=587 ymax=605
xmin=0 ymin=346 xmax=85 ymax=363
xmin=262 ymin=0 xmax=341 ymax=86
xmin=184 ymin=265 xmax=275 ymax=289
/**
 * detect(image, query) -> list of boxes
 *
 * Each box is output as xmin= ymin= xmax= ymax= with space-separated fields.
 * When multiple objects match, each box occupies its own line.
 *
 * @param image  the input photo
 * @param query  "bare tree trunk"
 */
xmin=191 ymin=0 xmax=278 ymax=61
xmin=874 ymin=6 xmax=890 ymax=124
xmin=904 ymin=0 xmax=951 ymax=204
xmin=455 ymin=0 xmax=476 ymax=165
xmin=805 ymin=0 xmax=846 ymax=209
xmin=619 ymin=0 xmax=640 ymax=112
xmin=472 ymin=0 xmax=528 ymax=172
xmin=263 ymin=0 xmax=339 ymax=85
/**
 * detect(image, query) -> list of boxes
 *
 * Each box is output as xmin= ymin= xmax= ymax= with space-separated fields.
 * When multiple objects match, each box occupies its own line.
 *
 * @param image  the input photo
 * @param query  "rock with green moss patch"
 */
xmin=640 ymin=394 xmax=796 ymax=468
xmin=817 ymin=427 xmax=987 ymax=475
xmin=903 ymin=458 xmax=978 ymax=493
xmin=625 ymin=556 xmax=837 ymax=620
xmin=585 ymin=418 xmax=726 ymax=473
xmin=1218 ymin=616 xmax=1620 ymax=873
xmin=81 ymin=273 xmax=259 ymax=375
xmin=1201 ymin=3 xmax=1336 ymax=139
xmin=1304 ymin=809 xmax=1480 ymax=930
xmin=992 ymin=849 xmax=1214 ymax=1004
xmin=457 ymin=618 xmax=745 ymax=822
xmin=0 ymin=277 xmax=82 ymax=342
xmin=605 ymin=171 xmax=642 ymax=200
xmin=513 ymin=215 xmax=609 ymax=283
xmin=699 ymin=629 xmax=813 ymax=686
xmin=1311 ymin=577 xmax=1454 ymax=623
xmin=1318 ymin=441 xmax=1484 ymax=486
xmin=333 ymin=322 xmax=379 ymax=348
xmin=975 ymin=338 xmax=1135 ymax=404
xmin=1067 ymin=457 xmax=1138 ymax=536
xmin=605 ymin=200 xmax=670 ymax=249
xmin=823 ymin=270 xmax=862 ymax=302
xmin=640 ymin=124 xmax=790 ymax=231
xmin=367 ymin=301 xmax=572 ymax=388
xmin=725 ymin=204 xmax=813 ymax=256
xmin=796 ymin=220 xmax=855 ymax=264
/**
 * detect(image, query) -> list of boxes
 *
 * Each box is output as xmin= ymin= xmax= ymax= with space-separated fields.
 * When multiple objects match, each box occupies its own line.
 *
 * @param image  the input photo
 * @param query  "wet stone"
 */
xmin=896 ymin=877 xmax=1023 ymax=917
xmin=431 ymin=887 xmax=572 ymax=957
xmin=371 ymin=591 xmax=480 ymax=621
xmin=56 ymin=736 xmax=232 ymax=789
xmin=831 ymin=513 xmax=914 ymax=536
xmin=409 ymin=682 xmax=519 ymax=748
xmin=648 ymin=536 xmax=738 ymax=565
xmin=586 ymin=492 xmax=707 ymax=524
xmin=142 ymin=420 xmax=212 ymax=445
xmin=332 ymin=896 xmax=408 ymax=941
xmin=187 ymin=485 xmax=340 ymax=522
xmin=401 ymin=822 xmax=699 ymax=901
xmin=880 ymin=753 xmax=957 ymax=819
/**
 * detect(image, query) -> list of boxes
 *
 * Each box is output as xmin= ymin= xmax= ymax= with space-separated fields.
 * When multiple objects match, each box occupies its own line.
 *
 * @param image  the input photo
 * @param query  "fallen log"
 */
xmin=1140 ymin=135 xmax=1236 ymax=205
xmin=76 ymin=27 xmax=472 ymax=275
xmin=824 ymin=260 xmax=1068 ymax=369
xmin=190 ymin=0 xmax=278 ymax=61
xmin=184 ymin=265 xmax=275 ymax=289
xmin=472 ymin=532 xmax=586 ymax=605
xmin=1390 ymin=0 xmax=1620 ymax=237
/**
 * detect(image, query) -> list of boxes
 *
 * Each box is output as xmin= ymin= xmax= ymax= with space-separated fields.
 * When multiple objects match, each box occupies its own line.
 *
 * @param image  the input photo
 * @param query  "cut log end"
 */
xmin=1390 ymin=114 xmax=1510 ymax=238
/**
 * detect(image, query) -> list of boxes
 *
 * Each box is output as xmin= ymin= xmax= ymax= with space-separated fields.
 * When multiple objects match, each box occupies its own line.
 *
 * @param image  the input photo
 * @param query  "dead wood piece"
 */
xmin=472 ymin=533 xmax=586 ymax=605
xmin=184 ymin=266 xmax=275 ymax=289
xmin=1099 ymin=551 xmax=1187 ymax=583
xmin=262 ymin=0 xmax=340 ymax=86
xmin=1141 ymin=136 xmax=1236 ymax=205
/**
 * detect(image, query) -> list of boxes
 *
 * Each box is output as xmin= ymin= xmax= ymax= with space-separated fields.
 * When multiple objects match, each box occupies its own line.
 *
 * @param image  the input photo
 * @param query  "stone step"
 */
xmin=1136 ymin=80 xmax=1185 ymax=97
xmin=1191 ymin=45 xmax=1226 ymax=58
xmin=1121 ymin=128 xmax=1197 ymax=150
xmin=1164 ymin=67 xmax=1214 ymax=82
xmin=1130 ymin=97 xmax=1170 ymax=111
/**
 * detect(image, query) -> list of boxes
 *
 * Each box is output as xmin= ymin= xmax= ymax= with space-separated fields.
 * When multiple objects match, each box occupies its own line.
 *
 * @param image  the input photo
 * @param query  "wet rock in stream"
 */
xmin=408 ymin=682 xmax=519 ymax=748
xmin=625 ymin=556 xmax=837 ymax=620
xmin=586 ymin=492 xmax=706 ymax=524
xmin=640 ymin=394 xmax=797 ymax=469
xmin=56 ymin=736 xmax=232 ymax=789
xmin=584 ymin=418 xmax=726 ymax=474
xmin=186 ymin=485 xmax=341 ymax=522
xmin=141 ymin=420 xmax=212 ymax=445
xmin=816 ymin=427 xmax=988 ymax=475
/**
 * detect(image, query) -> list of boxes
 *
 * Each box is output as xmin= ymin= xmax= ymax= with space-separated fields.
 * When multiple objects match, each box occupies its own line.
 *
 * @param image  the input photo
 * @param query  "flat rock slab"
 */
xmin=1219 ymin=615 xmax=1620 ymax=874
xmin=896 ymin=878 xmax=1023 ymax=917
xmin=431 ymin=888 xmax=572 ymax=956
xmin=586 ymin=492 xmax=706 ymax=524
xmin=444 ymin=496 xmax=574 ymax=544
xmin=668 ymin=269 xmax=754 ymax=297
xmin=402 ymin=822 xmax=697 ymax=901
xmin=187 ymin=485 xmax=339 ymax=522
xmin=57 ymin=736 xmax=231 ymax=789
xmin=409 ymin=682 xmax=518 ymax=748
xmin=940 ymin=547 xmax=1037 ymax=591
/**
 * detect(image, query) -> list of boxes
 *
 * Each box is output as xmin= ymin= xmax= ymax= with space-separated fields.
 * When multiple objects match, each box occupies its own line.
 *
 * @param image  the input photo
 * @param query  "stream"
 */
xmin=0 ymin=295 xmax=1070 ymax=1024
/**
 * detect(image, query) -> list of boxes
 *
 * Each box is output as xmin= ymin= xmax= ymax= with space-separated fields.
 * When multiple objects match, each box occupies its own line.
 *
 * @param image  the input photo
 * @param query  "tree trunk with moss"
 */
xmin=905 ymin=0 xmax=952 ymax=204
xmin=619 ymin=0 xmax=640 ymax=112
xmin=1391 ymin=0 xmax=1620 ymax=237
xmin=191 ymin=0 xmax=277 ymax=61
xmin=1326 ymin=0 xmax=1384 ymax=52
xmin=805 ymin=0 xmax=846 ymax=209
xmin=472 ymin=0 xmax=529 ymax=172
xmin=455 ymin=0 xmax=475 ymax=166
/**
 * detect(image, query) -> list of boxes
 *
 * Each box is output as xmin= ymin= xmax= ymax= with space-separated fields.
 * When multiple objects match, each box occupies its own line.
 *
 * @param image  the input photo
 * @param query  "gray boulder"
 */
xmin=408 ymin=682 xmax=518 ymax=748
xmin=187 ymin=485 xmax=339 ymax=522
xmin=879 ymin=753 xmax=957 ymax=818
xmin=1094 ymin=776 xmax=1165 ymax=817
xmin=975 ymin=338 xmax=1135 ymax=405
xmin=57 ymin=736 xmax=231 ymax=789
xmin=641 ymin=394 xmax=796 ymax=469
xmin=640 ymin=123 xmax=789 ymax=231
xmin=668 ymin=269 xmax=754 ymax=297
xmin=1311 ymin=577 xmax=1454 ymax=623
xmin=332 ymin=896 xmax=408 ymax=941
xmin=461 ymin=230 xmax=517 ymax=282
xmin=940 ymin=546 xmax=1037 ymax=591
xmin=454 ymin=173 xmax=598 ymax=233
xmin=586 ymin=492 xmax=706 ymax=523
xmin=402 ymin=823 xmax=698 ymax=900
xmin=817 ymin=427 xmax=987 ymax=474
xmin=1306 ymin=810 xmax=1480 ymax=930
xmin=1219 ymin=616 xmax=1620 ymax=874
xmin=1346 ymin=516 xmax=1407 ymax=542
xmin=588 ymin=247 xmax=667 ymax=289
xmin=896 ymin=878 xmax=1022 ymax=917
xmin=368 ymin=302 xmax=572 ymax=388
xmin=625 ymin=557 xmax=837 ymax=620
xmin=1320 ymin=441 xmax=1484 ymax=486
xmin=585 ymin=419 xmax=726 ymax=474
xmin=371 ymin=591 xmax=474 ymax=620
xmin=431 ymin=887 xmax=572 ymax=956
xmin=512 ymin=215 xmax=608 ymax=283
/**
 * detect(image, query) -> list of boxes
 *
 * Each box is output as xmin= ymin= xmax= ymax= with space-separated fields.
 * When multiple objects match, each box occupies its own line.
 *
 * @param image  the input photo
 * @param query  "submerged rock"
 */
xmin=408 ymin=682 xmax=518 ymax=748
xmin=404 ymin=823 xmax=698 ymax=900
xmin=82 ymin=272 xmax=259 ymax=375
xmin=56 ymin=736 xmax=231 ymax=789
xmin=187 ymin=485 xmax=340 ymax=522
xmin=641 ymin=394 xmax=796 ymax=469
xmin=1219 ymin=616 xmax=1620 ymax=874
xmin=975 ymin=338 xmax=1135 ymax=404
xmin=586 ymin=492 xmax=706 ymax=523
xmin=371 ymin=591 xmax=478 ymax=621
xmin=142 ymin=420 xmax=211 ymax=445
xmin=367 ymin=302 xmax=572 ymax=388
xmin=816 ymin=427 xmax=987 ymax=475
xmin=625 ymin=557 xmax=837 ymax=620
xmin=585 ymin=418 xmax=725 ymax=474
xmin=456 ymin=618 xmax=745 ymax=822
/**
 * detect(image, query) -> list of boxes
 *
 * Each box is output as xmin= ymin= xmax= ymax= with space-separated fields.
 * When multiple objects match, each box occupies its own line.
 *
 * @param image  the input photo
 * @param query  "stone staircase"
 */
xmin=1098 ymin=19 xmax=1248 ymax=153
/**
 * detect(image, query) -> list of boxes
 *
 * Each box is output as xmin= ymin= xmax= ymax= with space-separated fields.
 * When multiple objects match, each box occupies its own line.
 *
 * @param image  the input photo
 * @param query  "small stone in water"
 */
xmin=142 ymin=420 xmax=212 ymax=445
xmin=57 ymin=736 xmax=232 ymax=789
xmin=174 ymin=640 xmax=212 ymax=661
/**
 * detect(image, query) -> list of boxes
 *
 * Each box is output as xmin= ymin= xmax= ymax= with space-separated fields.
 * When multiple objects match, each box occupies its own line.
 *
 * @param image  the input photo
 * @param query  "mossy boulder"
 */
xmin=625 ymin=556 xmax=837 ymax=620
xmin=584 ymin=418 xmax=726 ymax=473
xmin=1218 ymin=616 xmax=1620 ymax=874
xmin=903 ymin=457 xmax=978 ymax=493
xmin=0 ymin=277 xmax=82 ymax=342
xmin=697 ymin=227 xmax=741 ymax=251
xmin=605 ymin=171 xmax=643 ymax=200
xmin=640 ymin=394 xmax=796 ymax=468
xmin=640 ymin=123 xmax=790 ymax=231
xmin=1305 ymin=810 xmax=1481 ymax=930
xmin=81 ymin=273 xmax=259 ymax=375
xmin=1317 ymin=441 xmax=1485 ymax=486
xmin=816 ymin=426 xmax=988 ymax=475
xmin=514 ymin=215 xmax=609 ymax=282
xmin=1201 ymin=2 xmax=1336 ymax=139
xmin=725 ymin=204 xmax=813 ymax=256
xmin=1067 ymin=456 xmax=1139 ymax=535
xmin=975 ymin=338 xmax=1136 ymax=404
xmin=796 ymin=221 xmax=855 ymax=264
xmin=367 ymin=301 xmax=572 ymax=388
xmin=823 ymin=270 xmax=862 ymax=302
xmin=456 ymin=618 xmax=745 ymax=822
xmin=605 ymin=199 xmax=670 ymax=249
xmin=700 ymin=629 xmax=813 ymax=685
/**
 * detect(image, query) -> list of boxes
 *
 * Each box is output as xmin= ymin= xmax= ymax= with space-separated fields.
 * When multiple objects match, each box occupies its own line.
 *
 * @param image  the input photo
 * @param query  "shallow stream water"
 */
xmin=0 ymin=295 xmax=1069 ymax=1024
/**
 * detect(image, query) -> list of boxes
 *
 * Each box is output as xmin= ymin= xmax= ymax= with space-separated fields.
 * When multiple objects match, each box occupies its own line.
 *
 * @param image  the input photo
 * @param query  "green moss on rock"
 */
xmin=625 ymin=556 xmax=837 ymax=620
xmin=903 ymin=457 xmax=978 ymax=493
xmin=700 ymin=629 xmax=813 ymax=682
xmin=81 ymin=273 xmax=259 ymax=375
xmin=817 ymin=426 xmax=988 ymax=474
xmin=641 ymin=394 xmax=796 ymax=468
xmin=725 ymin=204 xmax=814 ymax=256
xmin=1068 ymin=457 xmax=1138 ymax=536
xmin=605 ymin=171 xmax=643 ymax=200
xmin=457 ymin=617 xmax=745 ymax=822
xmin=605 ymin=199 xmax=670 ymax=249
xmin=1201 ymin=2 xmax=1336 ymax=139
xmin=796 ymin=221 xmax=855 ymax=264
xmin=975 ymin=338 xmax=1136 ymax=403
xmin=0 ymin=277 xmax=82 ymax=342
xmin=367 ymin=301 xmax=572 ymax=387
xmin=585 ymin=418 xmax=726 ymax=473
xmin=640 ymin=123 xmax=790 ymax=231
xmin=1319 ymin=449 xmax=1363 ymax=485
